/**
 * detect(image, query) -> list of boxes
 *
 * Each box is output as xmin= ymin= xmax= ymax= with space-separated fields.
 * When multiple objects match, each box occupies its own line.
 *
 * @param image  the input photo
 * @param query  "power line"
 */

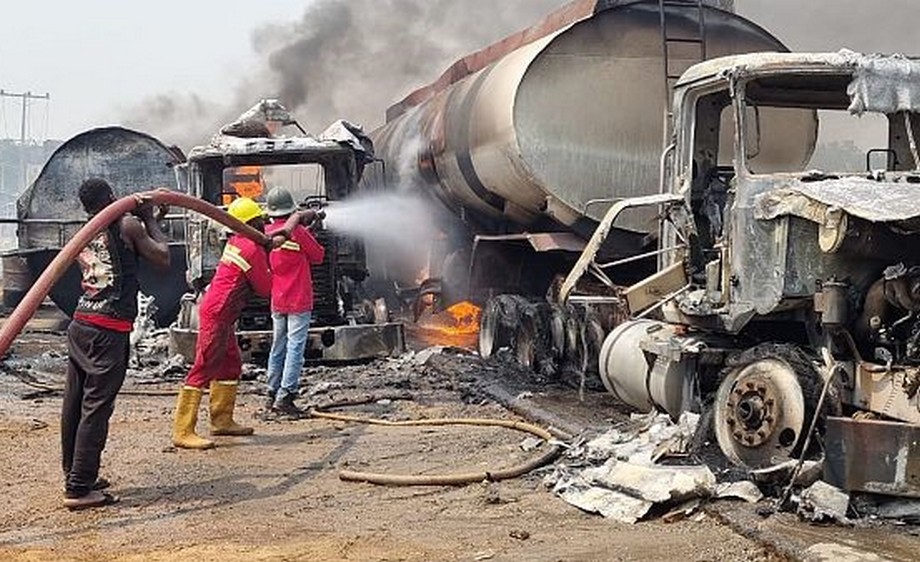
xmin=0 ymin=90 xmax=51 ymax=191
xmin=0 ymin=90 xmax=51 ymax=144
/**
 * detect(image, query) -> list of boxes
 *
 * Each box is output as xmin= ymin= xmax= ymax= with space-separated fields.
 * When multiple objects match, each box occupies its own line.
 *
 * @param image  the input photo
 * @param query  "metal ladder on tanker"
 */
xmin=558 ymin=2 xmax=712 ymax=305
xmin=658 ymin=0 xmax=708 ymax=139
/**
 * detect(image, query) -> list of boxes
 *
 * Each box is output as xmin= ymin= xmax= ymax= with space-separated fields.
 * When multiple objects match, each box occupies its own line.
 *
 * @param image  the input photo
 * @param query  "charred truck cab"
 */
xmin=592 ymin=51 xmax=920 ymax=491
xmin=366 ymin=1 xmax=920 ymax=495
xmin=169 ymin=107 xmax=405 ymax=362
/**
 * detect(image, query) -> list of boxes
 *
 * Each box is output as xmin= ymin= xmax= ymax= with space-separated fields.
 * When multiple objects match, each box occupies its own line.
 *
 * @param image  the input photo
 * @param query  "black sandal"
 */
xmin=92 ymin=477 xmax=111 ymax=490
xmin=63 ymin=490 xmax=119 ymax=511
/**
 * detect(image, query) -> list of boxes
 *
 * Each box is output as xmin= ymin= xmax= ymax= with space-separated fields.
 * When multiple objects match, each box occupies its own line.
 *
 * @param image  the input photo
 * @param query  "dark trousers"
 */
xmin=61 ymin=320 xmax=128 ymax=498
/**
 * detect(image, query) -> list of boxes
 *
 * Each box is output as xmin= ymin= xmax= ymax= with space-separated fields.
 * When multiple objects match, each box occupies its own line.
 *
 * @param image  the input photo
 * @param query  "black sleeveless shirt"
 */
xmin=74 ymin=220 xmax=139 ymax=326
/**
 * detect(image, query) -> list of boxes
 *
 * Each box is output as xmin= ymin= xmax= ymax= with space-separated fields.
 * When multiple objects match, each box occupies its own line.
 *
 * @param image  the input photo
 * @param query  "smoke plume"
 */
xmin=323 ymin=191 xmax=439 ymax=280
xmin=121 ymin=0 xmax=920 ymax=150
xmin=124 ymin=0 xmax=566 ymax=150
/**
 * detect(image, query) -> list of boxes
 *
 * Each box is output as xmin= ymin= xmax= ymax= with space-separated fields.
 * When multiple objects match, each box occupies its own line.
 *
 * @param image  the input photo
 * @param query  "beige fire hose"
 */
xmin=312 ymin=410 xmax=564 ymax=486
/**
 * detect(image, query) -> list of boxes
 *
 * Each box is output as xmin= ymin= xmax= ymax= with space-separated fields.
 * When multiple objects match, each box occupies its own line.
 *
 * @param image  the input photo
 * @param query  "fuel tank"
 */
xmin=11 ymin=127 xmax=188 ymax=325
xmin=372 ymin=0 xmax=793 ymax=234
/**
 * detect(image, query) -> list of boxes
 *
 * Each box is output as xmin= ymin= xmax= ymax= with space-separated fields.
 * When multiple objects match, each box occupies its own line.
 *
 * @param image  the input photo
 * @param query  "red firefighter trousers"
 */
xmin=184 ymin=310 xmax=242 ymax=389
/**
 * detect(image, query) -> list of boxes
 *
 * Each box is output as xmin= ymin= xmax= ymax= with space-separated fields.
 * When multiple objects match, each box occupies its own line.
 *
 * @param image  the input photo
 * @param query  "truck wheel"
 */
xmin=563 ymin=308 xmax=586 ymax=373
xmin=712 ymin=344 xmax=831 ymax=470
xmin=548 ymin=304 xmax=567 ymax=361
xmin=582 ymin=313 xmax=605 ymax=376
xmin=513 ymin=310 xmax=537 ymax=368
xmin=478 ymin=295 xmax=520 ymax=359
xmin=528 ymin=302 xmax=560 ymax=377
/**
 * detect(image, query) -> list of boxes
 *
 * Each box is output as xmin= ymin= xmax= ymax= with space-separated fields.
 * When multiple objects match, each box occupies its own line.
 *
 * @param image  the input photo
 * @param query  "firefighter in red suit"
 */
xmin=171 ymin=197 xmax=279 ymax=449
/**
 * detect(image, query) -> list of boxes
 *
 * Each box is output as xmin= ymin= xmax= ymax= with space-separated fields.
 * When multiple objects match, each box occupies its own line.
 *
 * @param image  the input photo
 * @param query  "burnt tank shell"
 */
xmin=13 ymin=127 xmax=188 ymax=326
xmin=373 ymin=0 xmax=803 ymax=234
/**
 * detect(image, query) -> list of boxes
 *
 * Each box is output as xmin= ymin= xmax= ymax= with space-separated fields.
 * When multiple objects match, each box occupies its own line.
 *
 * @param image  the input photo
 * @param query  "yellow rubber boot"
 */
xmin=209 ymin=380 xmax=254 ymax=436
xmin=172 ymin=386 xmax=216 ymax=450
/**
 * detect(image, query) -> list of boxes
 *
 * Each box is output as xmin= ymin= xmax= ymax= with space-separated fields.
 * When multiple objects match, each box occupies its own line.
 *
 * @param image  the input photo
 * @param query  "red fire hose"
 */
xmin=0 ymin=190 xmax=273 ymax=358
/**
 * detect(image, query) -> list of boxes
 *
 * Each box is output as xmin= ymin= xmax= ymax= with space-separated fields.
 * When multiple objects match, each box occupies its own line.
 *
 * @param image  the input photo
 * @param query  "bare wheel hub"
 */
xmin=722 ymin=373 xmax=778 ymax=447
xmin=714 ymin=357 xmax=807 ymax=469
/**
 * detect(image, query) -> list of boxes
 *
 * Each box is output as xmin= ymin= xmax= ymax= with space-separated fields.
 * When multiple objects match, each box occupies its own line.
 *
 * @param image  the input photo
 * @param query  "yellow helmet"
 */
xmin=227 ymin=197 xmax=264 ymax=224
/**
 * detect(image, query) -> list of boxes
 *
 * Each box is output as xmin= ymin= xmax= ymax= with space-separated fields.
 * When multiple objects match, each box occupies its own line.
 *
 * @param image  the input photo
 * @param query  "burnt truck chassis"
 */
xmin=472 ymin=52 xmax=920 ymax=496
xmin=169 ymin=133 xmax=405 ymax=363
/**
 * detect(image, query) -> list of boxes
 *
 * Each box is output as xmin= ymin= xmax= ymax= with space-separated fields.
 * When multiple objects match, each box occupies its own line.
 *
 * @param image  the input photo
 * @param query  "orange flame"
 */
xmin=416 ymin=301 xmax=482 ymax=348
xmin=439 ymin=301 xmax=482 ymax=335
xmin=222 ymin=166 xmax=265 ymax=205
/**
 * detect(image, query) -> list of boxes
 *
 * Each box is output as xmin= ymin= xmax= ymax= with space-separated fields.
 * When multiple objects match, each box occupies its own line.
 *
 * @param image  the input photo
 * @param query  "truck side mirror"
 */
xmin=173 ymin=163 xmax=189 ymax=193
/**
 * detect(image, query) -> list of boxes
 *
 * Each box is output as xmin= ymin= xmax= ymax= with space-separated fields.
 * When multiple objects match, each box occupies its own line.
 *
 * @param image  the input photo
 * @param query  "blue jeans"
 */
xmin=266 ymin=311 xmax=311 ymax=402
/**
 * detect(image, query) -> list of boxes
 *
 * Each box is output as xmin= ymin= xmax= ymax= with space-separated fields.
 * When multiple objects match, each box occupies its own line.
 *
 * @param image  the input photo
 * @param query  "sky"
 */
xmin=1 ymin=0 xmax=919 ymax=145
xmin=0 ymin=1 xmax=307 ymax=141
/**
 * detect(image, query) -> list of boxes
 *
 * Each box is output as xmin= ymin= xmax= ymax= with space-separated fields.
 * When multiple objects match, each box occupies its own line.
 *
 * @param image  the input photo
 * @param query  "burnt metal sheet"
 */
xmin=18 ymin=126 xmax=184 ymax=226
xmin=755 ymin=179 xmax=920 ymax=224
xmin=187 ymin=134 xmax=346 ymax=161
xmin=824 ymin=417 xmax=920 ymax=497
xmin=474 ymin=232 xmax=585 ymax=253
xmin=320 ymin=120 xmax=375 ymax=163
xmin=678 ymin=50 xmax=920 ymax=116
xmin=848 ymin=52 xmax=920 ymax=115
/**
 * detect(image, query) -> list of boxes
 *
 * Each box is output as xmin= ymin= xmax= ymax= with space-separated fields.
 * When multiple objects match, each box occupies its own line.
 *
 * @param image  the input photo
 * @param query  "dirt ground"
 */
xmin=0 ymin=322 xmax=914 ymax=561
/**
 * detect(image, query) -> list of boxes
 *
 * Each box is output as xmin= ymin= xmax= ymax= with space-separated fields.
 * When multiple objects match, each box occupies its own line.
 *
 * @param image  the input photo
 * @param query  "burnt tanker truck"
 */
xmin=368 ymin=0 xmax=920 ymax=494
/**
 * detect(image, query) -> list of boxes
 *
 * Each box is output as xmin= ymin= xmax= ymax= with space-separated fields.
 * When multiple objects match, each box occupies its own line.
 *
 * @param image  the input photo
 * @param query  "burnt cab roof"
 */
xmin=676 ymin=50 xmax=920 ymax=115
xmin=187 ymin=134 xmax=354 ymax=166
xmin=676 ymin=51 xmax=865 ymax=87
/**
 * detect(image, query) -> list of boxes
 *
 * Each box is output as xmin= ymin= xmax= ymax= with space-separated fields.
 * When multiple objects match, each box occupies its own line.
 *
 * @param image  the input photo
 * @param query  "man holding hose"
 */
xmin=171 ymin=197 xmax=318 ymax=449
xmin=62 ymin=178 xmax=170 ymax=510
xmin=264 ymin=186 xmax=325 ymax=417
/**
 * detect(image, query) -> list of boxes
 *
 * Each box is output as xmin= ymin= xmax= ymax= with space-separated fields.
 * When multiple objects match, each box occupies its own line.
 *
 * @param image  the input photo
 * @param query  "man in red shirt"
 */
xmin=172 ymin=197 xmax=278 ymax=449
xmin=264 ymin=186 xmax=325 ymax=417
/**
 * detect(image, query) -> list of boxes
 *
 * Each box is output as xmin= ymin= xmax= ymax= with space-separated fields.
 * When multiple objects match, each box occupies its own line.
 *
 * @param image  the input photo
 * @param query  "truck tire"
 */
xmin=479 ymin=295 xmax=521 ymax=359
xmin=548 ymin=303 xmax=567 ymax=362
xmin=710 ymin=343 xmax=840 ymax=470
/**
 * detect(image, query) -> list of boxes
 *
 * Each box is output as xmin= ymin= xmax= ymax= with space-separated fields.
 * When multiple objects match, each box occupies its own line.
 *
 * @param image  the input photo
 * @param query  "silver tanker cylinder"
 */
xmin=371 ymin=0 xmax=807 ymax=238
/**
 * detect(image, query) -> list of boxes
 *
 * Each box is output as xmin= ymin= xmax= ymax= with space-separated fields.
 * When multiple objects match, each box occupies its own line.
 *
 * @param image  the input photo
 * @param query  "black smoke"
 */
xmin=124 ymin=0 xmax=567 ymax=149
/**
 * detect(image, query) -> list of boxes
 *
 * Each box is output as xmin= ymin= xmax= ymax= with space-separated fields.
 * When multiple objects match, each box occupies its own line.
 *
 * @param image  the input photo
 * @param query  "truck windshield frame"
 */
xmin=191 ymin=150 xmax=357 ymax=207
xmin=734 ymin=71 xmax=920 ymax=176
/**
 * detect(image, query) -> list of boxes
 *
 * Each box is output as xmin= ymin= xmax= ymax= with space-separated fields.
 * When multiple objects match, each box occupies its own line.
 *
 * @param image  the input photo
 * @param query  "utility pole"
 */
xmin=0 ymin=90 xmax=51 ymax=191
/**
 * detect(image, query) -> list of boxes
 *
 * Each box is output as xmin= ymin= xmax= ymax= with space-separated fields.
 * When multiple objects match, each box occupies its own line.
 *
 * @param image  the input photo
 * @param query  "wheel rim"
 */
xmin=514 ymin=319 xmax=536 ymax=368
xmin=549 ymin=306 xmax=566 ymax=360
xmin=478 ymin=300 xmax=500 ymax=359
xmin=714 ymin=358 xmax=807 ymax=469
xmin=564 ymin=316 xmax=586 ymax=372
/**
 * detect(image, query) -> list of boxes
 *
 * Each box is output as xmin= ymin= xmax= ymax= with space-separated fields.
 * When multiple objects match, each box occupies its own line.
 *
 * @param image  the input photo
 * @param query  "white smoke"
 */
xmin=323 ymin=192 xmax=438 ymax=280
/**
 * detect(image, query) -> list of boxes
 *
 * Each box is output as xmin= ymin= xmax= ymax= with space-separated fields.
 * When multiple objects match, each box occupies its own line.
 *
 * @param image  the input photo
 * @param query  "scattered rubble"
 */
xmin=715 ymin=481 xmax=764 ymax=504
xmin=7 ymin=323 xmax=920 ymax=544
xmin=546 ymin=412 xmax=763 ymax=523
xmin=875 ymin=499 xmax=920 ymax=524
xmin=798 ymin=481 xmax=851 ymax=524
